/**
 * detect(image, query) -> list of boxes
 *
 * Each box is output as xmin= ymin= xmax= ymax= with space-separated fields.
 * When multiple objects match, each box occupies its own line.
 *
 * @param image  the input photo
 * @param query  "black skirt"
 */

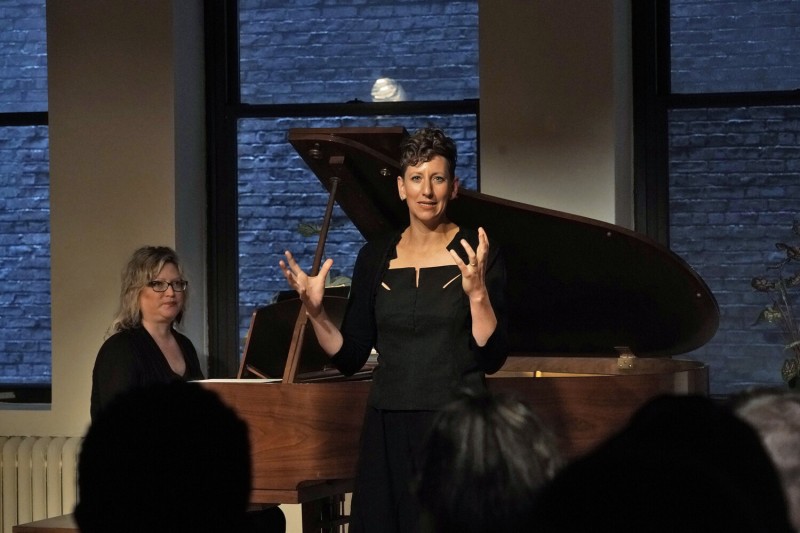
xmin=348 ymin=407 xmax=437 ymax=533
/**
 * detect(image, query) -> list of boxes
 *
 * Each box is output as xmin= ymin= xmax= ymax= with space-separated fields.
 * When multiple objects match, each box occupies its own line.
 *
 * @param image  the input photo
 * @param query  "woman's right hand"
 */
xmin=279 ymin=251 xmax=333 ymax=318
xmin=279 ymin=251 xmax=344 ymax=356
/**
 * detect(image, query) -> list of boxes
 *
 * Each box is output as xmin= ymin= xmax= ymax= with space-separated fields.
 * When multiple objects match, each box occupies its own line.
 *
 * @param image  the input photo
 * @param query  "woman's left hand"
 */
xmin=450 ymin=226 xmax=490 ymax=299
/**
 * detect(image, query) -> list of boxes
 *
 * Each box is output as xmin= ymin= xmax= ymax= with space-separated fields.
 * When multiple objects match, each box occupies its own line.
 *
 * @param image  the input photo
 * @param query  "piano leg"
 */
xmin=301 ymin=493 xmax=349 ymax=533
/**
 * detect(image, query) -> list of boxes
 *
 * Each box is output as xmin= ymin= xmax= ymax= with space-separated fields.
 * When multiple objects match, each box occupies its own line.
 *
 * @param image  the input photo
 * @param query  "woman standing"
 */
xmin=90 ymin=246 xmax=204 ymax=420
xmin=280 ymin=127 xmax=508 ymax=532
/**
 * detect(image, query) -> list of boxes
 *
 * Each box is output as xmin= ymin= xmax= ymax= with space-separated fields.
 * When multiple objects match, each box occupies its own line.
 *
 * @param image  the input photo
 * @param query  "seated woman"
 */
xmin=88 ymin=246 xmax=285 ymax=531
xmin=90 ymin=245 xmax=204 ymax=420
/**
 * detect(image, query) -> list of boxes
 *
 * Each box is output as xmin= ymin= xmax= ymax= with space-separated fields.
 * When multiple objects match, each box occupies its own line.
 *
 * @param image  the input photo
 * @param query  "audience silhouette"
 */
xmin=414 ymin=390 xmax=561 ymax=533
xmin=75 ymin=381 xmax=278 ymax=532
xmin=531 ymin=394 xmax=793 ymax=532
xmin=734 ymin=388 xmax=800 ymax=532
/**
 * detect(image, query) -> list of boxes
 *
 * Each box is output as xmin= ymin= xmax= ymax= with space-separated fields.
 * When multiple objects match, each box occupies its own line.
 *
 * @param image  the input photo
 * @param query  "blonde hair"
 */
xmin=109 ymin=246 xmax=187 ymax=333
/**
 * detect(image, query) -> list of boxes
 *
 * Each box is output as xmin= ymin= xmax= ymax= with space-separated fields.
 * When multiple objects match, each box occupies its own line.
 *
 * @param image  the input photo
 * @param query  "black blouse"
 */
xmin=330 ymin=227 xmax=508 ymax=410
xmin=90 ymin=326 xmax=204 ymax=420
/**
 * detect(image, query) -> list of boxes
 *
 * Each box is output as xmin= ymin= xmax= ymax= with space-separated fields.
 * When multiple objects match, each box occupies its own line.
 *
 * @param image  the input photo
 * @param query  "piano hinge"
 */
xmin=615 ymin=346 xmax=636 ymax=370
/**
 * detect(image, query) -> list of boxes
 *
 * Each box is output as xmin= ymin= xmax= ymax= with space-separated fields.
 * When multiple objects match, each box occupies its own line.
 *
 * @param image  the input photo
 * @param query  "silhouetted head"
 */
xmin=531 ymin=394 xmax=793 ymax=533
xmin=415 ymin=390 xmax=561 ymax=533
xmin=75 ymin=381 xmax=252 ymax=533
xmin=733 ymin=388 xmax=800 ymax=531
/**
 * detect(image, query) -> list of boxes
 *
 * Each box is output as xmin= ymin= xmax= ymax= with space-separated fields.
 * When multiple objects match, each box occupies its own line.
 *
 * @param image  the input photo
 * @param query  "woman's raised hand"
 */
xmin=450 ymin=227 xmax=497 ymax=346
xmin=279 ymin=251 xmax=333 ymax=318
xmin=449 ymin=227 xmax=490 ymax=298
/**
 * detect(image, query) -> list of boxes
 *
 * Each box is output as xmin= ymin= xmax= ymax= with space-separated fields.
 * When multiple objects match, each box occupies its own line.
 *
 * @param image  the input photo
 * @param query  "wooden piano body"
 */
xmin=488 ymin=356 xmax=708 ymax=458
xmin=202 ymin=127 xmax=719 ymax=513
xmin=200 ymin=380 xmax=370 ymax=504
xmin=203 ymin=356 xmax=708 ymax=504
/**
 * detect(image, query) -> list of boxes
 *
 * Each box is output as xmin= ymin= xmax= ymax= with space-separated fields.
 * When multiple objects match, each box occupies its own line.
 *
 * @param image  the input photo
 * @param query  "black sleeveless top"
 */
xmin=330 ymin=227 xmax=509 ymax=411
xmin=371 ymin=265 xmax=486 ymax=410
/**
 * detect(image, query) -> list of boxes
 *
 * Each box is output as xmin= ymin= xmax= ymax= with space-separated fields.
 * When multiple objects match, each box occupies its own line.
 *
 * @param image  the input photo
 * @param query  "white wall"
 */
xmin=0 ymin=0 xmax=206 ymax=436
xmin=479 ymin=0 xmax=632 ymax=226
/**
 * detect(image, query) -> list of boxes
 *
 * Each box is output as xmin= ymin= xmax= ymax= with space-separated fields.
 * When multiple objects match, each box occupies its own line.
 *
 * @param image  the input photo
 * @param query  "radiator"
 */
xmin=0 ymin=436 xmax=82 ymax=533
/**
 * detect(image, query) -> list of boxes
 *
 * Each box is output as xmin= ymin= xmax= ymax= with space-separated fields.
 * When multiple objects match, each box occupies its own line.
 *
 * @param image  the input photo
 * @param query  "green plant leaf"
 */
xmin=753 ymin=306 xmax=783 ymax=326
xmin=297 ymin=223 xmax=321 ymax=237
xmin=782 ymin=357 xmax=800 ymax=383
xmin=776 ymin=242 xmax=800 ymax=261
xmin=751 ymin=276 xmax=775 ymax=292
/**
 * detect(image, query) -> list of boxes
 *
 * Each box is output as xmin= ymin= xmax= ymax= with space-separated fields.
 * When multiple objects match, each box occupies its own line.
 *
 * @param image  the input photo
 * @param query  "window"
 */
xmin=633 ymin=0 xmax=800 ymax=395
xmin=237 ymin=114 xmax=478 ymax=349
xmin=0 ymin=0 xmax=51 ymax=399
xmin=670 ymin=0 xmax=800 ymax=93
xmin=206 ymin=0 xmax=480 ymax=376
xmin=238 ymin=0 xmax=479 ymax=104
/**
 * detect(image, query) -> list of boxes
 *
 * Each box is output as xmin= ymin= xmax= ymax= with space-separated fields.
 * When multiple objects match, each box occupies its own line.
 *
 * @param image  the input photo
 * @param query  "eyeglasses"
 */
xmin=147 ymin=280 xmax=188 ymax=293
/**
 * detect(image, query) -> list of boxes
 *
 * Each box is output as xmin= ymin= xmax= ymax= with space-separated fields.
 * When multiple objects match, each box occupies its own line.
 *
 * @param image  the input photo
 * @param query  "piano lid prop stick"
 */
xmin=283 ymin=165 xmax=343 ymax=383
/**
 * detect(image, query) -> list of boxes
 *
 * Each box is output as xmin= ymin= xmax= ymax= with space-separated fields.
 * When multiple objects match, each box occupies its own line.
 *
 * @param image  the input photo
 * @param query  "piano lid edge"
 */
xmin=286 ymin=126 xmax=721 ymax=358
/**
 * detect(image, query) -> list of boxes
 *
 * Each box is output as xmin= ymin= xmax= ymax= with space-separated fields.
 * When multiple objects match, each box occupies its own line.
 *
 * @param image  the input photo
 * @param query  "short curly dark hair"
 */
xmin=399 ymin=126 xmax=457 ymax=177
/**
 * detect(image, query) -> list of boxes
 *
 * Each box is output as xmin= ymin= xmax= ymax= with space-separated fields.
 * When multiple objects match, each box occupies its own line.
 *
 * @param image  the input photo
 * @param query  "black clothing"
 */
xmin=373 ymin=265 xmax=487 ymax=410
xmin=330 ymin=227 xmax=508 ymax=393
xmin=531 ymin=395 xmax=794 ymax=533
xmin=90 ymin=326 xmax=204 ymax=420
xmin=349 ymin=408 xmax=437 ymax=533
xmin=333 ymin=227 xmax=508 ymax=533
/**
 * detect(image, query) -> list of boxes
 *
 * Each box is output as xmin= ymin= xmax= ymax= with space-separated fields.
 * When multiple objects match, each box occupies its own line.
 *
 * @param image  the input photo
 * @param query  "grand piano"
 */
xmin=201 ymin=127 xmax=719 ymax=532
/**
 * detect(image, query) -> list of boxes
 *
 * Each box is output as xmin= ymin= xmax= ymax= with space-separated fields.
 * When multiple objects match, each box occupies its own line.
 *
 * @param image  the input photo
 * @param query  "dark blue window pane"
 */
xmin=668 ymin=106 xmax=800 ymax=394
xmin=670 ymin=0 xmax=800 ymax=93
xmin=238 ymin=0 xmax=479 ymax=104
xmin=0 ymin=125 xmax=51 ymax=384
xmin=0 ymin=0 xmax=48 ymax=112
xmin=237 ymin=115 xmax=477 ymax=354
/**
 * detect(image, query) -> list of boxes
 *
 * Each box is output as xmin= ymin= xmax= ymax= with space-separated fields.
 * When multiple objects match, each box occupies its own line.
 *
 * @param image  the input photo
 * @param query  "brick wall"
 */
xmin=670 ymin=0 xmax=800 ymax=93
xmin=667 ymin=0 xmax=800 ymax=394
xmin=238 ymin=0 xmax=479 ymax=104
xmin=235 ymin=1 xmax=481 ymax=346
xmin=0 ymin=0 xmax=50 ymax=384
xmin=237 ymin=115 xmax=478 ymax=347
xmin=0 ymin=0 xmax=48 ymax=113
xmin=670 ymin=106 xmax=800 ymax=393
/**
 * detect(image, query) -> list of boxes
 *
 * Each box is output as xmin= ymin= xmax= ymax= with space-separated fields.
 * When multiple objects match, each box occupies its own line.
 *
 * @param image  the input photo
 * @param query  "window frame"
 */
xmin=204 ymin=0 xmax=479 ymax=376
xmin=632 ymin=0 xmax=800 ymax=246
xmin=0 ymin=110 xmax=51 ymax=401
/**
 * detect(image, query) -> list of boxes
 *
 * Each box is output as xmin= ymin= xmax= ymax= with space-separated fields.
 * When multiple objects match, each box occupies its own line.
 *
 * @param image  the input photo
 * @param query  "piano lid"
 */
xmin=288 ymin=127 xmax=720 ymax=357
